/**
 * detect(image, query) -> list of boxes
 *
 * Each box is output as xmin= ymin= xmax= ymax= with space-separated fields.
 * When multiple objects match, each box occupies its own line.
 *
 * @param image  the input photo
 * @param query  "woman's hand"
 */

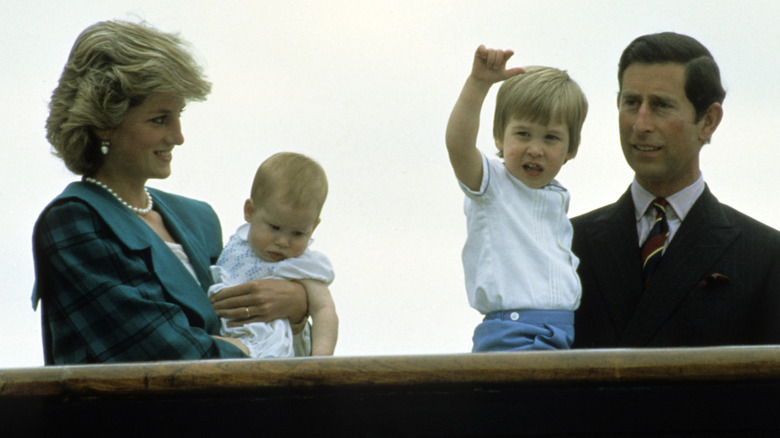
xmin=210 ymin=279 xmax=308 ymax=328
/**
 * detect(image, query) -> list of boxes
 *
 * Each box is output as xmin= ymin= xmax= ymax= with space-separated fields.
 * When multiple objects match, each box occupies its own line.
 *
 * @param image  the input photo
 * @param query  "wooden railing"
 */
xmin=3 ymin=346 xmax=780 ymax=436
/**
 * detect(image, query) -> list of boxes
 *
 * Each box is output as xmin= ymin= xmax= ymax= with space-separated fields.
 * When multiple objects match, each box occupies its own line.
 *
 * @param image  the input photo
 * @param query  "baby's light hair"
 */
xmin=493 ymin=66 xmax=588 ymax=157
xmin=250 ymin=152 xmax=328 ymax=214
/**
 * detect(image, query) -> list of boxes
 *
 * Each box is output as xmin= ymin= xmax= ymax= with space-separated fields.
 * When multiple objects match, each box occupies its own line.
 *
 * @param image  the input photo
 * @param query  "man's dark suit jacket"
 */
xmin=571 ymin=186 xmax=780 ymax=348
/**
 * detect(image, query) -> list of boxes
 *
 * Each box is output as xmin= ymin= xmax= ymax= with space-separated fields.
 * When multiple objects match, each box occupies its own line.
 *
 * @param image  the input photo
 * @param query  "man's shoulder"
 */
xmin=572 ymin=203 xmax=618 ymax=224
xmin=719 ymin=202 xmax=780 ymax=241
xmin=572 ymin=194 xmax=631 ymax=229
xmin=689 ymin=187 xmax=779 ymax=238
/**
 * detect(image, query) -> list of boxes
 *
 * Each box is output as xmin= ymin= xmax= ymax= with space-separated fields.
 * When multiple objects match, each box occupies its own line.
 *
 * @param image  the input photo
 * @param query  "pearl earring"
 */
xmin=101 ymin=139 xmax=110 ymax=155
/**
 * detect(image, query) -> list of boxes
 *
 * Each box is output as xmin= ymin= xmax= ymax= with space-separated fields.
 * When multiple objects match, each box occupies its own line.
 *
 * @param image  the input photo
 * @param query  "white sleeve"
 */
xmin=459 ymin=152 xmax=491 ymax=198
xmin=275 ymin=248 xmax=335 ymax=285
xmin=207 ymin=265 xmax=230 ymax=298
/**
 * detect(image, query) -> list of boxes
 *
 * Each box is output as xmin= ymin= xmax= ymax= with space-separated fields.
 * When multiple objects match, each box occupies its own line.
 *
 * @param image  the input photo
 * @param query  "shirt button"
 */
xmin=510 ymin=312 xmax=520 ymax=321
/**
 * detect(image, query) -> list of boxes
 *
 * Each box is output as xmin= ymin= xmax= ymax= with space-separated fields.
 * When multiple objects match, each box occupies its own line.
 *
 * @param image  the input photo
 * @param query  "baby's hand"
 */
xmin=471 ymin=45 xmax=525 ymax=84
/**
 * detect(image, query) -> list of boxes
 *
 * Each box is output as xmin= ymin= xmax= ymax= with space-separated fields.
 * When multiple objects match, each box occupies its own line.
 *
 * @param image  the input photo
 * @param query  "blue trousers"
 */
xmin=472 ymin=309 xmax=574 ymax=352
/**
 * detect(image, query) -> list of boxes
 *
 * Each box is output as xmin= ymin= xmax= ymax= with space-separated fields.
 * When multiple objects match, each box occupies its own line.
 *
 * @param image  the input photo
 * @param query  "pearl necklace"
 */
xmin=84 ymin=177 xmax=153 ymax=215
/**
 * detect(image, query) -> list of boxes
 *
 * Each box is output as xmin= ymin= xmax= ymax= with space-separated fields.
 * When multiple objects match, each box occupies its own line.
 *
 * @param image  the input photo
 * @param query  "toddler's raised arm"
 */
xmin=445 ymin=45 xmax=524 ymax=190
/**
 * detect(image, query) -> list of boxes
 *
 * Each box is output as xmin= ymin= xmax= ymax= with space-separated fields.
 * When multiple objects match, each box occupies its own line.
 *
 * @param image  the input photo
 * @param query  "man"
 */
xmin=572 ymin=32 xmax=780 ymax=348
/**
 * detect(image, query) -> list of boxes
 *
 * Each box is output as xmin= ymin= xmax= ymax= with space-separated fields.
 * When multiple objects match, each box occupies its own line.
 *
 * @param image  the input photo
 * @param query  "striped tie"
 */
xmin=640 ymin=198 xmax=668 ymax=288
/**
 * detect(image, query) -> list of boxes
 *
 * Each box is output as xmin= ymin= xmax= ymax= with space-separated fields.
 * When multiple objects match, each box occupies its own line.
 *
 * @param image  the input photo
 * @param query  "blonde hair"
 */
xmin=251 ymin=153 xmax=329 ymax=214
xmin=493 ymin=66 xmax=588 ymax=157
xmin=46 ymin=20 xmax=212 ymax=175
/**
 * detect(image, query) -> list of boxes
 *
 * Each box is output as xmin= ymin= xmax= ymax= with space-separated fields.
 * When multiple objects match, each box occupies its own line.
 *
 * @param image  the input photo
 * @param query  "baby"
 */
xmin=446 ymin=45 xmax=588 ymax=351
xmin=209 ymin=152 xmax=337 ymax=357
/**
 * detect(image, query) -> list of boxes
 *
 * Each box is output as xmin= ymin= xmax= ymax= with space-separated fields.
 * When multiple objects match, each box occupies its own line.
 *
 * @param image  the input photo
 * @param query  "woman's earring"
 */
xmin=100 ymin=139 xmax=110 ymax=155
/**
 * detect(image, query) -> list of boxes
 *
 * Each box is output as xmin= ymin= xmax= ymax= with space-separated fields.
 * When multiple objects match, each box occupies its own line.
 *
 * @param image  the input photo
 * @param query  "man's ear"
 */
xmin=698 ymin=102 xmax=723 ymax=143
xmin=243 ymin=198 xmax=254 ymax=222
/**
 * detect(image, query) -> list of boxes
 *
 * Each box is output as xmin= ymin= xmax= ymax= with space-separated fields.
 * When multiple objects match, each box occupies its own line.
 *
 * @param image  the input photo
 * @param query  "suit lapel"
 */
xmin=144 ymin=191 xmax=219 ymax=330
xmin=151 ymin=191 xmax=213 ymax=292
xmin=581 ymin=190 xmax=645 ymax=335
xmin=63 ymin=182 xmax=158 ymax=250
xmin=65 ymin=183 xmax=215 ymax=326
xmin=621 ymin=187 xmax=739 ymax=345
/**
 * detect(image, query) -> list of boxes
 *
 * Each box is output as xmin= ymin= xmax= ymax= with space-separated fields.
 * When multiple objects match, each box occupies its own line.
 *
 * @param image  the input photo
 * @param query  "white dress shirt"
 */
xmin=632 ymin=174 xmax=706 ymax=251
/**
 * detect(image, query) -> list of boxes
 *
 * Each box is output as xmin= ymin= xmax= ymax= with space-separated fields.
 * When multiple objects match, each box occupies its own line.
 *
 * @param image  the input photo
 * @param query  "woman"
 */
xmin=32 ymin=20 xmax=308 ymax=364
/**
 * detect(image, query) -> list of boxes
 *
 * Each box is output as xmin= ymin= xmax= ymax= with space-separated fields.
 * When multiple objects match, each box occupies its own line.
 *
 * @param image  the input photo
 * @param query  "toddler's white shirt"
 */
xmin=460 ymin=153 xmax=581 ymax=314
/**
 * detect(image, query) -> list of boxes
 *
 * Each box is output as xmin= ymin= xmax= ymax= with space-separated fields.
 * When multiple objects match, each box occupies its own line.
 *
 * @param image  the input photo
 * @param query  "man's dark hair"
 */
xmin=618 ymin=32 xmax=726 ymax=121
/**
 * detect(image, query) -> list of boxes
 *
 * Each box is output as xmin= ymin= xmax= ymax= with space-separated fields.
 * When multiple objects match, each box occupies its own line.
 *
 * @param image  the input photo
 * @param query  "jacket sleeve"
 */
xmin=34 ymin=200 xmax=245 ymax=364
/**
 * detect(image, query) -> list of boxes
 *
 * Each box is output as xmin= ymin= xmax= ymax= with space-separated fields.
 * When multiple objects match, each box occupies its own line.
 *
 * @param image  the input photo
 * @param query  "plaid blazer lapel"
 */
xmin=150 ymin=188 xmax=218 ymax=293
xmin=54 ymin=183 xmax=220 ymax=330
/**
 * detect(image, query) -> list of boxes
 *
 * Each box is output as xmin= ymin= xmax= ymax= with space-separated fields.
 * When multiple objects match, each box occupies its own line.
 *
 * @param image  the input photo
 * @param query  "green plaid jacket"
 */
xmin=32 ymin=181 xmax=245 ymax=364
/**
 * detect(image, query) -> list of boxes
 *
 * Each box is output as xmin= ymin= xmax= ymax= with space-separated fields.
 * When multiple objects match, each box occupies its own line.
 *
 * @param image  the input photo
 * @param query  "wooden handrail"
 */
xmin=4 ymin=347 xmax=780 ymax=436
xmin=3 ymin=346 xmax=780 ymax=398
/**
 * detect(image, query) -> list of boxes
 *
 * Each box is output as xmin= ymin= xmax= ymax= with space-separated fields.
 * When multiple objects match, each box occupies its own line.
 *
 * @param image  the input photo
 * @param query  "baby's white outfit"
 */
xmin=208 ymin=223 xmax=334 ymax=358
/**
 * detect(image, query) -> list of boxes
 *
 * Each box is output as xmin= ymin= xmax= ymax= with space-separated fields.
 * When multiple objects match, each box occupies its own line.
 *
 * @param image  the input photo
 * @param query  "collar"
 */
xmin=545 ymin=179 xmax=567 ymax=192
xmin=632 ymin=174 xmax=705 ymax=222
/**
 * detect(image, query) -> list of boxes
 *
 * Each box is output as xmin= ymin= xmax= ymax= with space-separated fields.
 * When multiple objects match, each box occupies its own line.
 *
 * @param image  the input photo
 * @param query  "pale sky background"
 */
xmin=2 ymin=1 xmax=779 ymax=368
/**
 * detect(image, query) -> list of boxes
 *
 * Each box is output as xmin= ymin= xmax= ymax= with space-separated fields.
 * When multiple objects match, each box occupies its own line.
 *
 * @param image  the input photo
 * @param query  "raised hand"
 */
xmin=445 ymin=45 xmax=526 ymax=191
xmin=471 ymin=45 xmax=525 ymax=84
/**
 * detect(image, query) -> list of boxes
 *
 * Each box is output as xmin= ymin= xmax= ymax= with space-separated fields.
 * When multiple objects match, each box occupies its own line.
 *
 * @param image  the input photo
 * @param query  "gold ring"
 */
xmin=245 ymin=307 xmax=250 ymax=318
